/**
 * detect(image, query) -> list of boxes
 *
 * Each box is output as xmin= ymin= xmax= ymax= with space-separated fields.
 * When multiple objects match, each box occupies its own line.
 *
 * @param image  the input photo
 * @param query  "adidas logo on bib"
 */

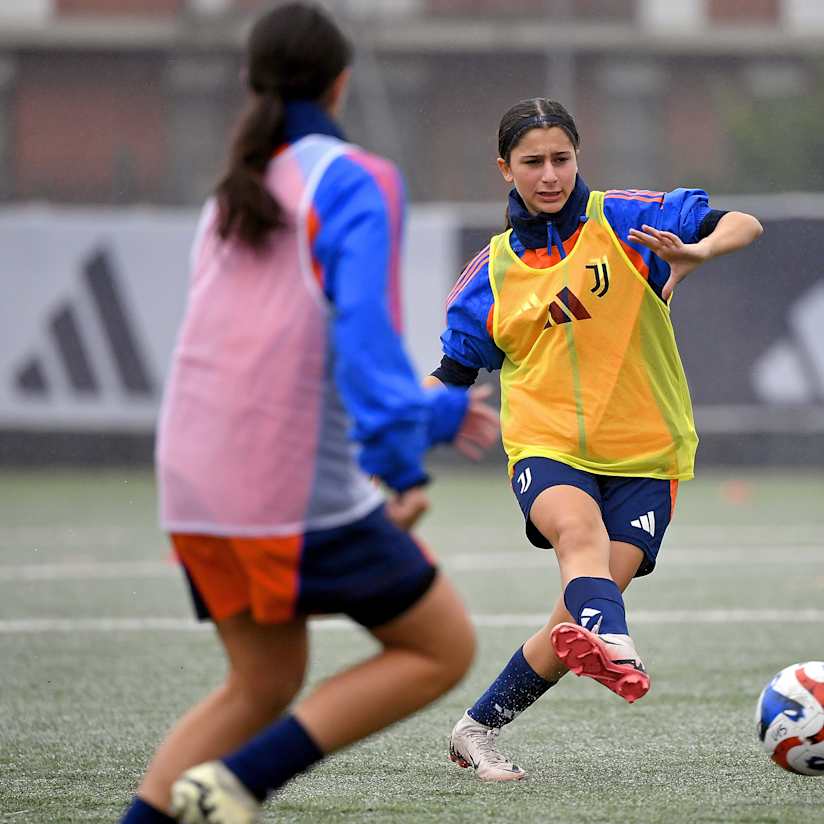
xmin=630 ymin=511 xmax=656 ymax=536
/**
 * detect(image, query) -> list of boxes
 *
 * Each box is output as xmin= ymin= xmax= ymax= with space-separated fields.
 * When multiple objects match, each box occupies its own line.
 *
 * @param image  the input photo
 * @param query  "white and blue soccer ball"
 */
xmin=756 ymin=661 xmax=824 ymax=776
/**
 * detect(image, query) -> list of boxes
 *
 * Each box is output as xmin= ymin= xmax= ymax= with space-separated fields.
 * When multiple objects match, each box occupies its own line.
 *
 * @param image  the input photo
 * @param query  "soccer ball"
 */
xmin=756 ymin=661 xmax=824 ymax=776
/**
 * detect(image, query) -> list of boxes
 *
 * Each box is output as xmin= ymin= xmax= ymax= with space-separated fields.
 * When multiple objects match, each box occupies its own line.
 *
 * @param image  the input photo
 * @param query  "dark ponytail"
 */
xmin=216 ymin=2 xmax=352 ymax=249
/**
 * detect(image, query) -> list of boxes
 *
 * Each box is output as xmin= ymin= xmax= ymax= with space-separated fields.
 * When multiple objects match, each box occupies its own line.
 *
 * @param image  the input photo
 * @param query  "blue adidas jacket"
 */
xmin=289 ymin=102 xmax=468 ymax=491
xmin=440 ymin=175 xmax=715 ymax=376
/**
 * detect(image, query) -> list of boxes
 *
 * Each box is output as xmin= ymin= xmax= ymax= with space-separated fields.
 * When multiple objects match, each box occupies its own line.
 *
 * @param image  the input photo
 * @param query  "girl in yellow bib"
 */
xmin=433 ymin=98 xmax=763 ymax=782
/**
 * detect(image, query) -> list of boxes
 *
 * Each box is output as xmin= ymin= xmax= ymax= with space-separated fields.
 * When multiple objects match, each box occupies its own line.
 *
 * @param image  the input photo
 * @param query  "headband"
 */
xmin=499 ymin=114 xmax=578 ymax=158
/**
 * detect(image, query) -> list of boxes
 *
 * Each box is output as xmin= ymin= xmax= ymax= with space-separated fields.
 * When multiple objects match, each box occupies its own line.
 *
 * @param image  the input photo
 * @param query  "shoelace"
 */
xmin=465 ymin=726 xmax=513 ymax=767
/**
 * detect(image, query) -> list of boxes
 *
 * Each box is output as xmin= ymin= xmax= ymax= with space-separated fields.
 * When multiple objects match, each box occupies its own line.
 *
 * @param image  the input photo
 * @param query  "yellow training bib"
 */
xmin=488 ymin=191 xmax=697 ymax=479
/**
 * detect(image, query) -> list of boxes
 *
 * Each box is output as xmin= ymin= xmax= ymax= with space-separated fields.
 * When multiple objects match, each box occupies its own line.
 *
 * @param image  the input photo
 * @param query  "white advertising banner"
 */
xmin=4 ymin=202 xmax=823 ymax=439
xmin=1 ymin=205 xmax=457 ymax=432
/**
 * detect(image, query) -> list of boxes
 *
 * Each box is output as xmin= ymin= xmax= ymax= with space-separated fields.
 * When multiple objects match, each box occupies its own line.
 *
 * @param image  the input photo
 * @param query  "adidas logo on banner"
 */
xmin=631 ymin=511 xmax=656 ymax=536
xmin=13 ymin=247 xmax=155 ymax=400
xmin=752 ymin=280 xmax=824 ymax=402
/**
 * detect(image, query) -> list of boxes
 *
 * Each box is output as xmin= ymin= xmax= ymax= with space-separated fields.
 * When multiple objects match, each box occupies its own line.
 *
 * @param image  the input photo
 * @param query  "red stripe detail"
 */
xmin=447 ymin=252 xmax=487 ymax=298
xmin=796 ymin=666 xmax=824 ymax=706
xmin=610 ymin=189 xmax=665 ymax=197
xmin=669 ymin=480 xmax=679 ymax=519
xmin=461 ymin=245 xmax=490 ymax=279
xmin=450 ymin=248 xmax=487 ymax=296
xmin=306 ymin=205 xmax=324 ymax=289
xmin=348 ymin=152 xmax=404 ymax=331
xmin=447 ymin=252 xmax=489 ymax=303
xmin=606 ymin=193 xmax=665 ymax=205
xmin=619 ymin=237 xmax=650 ymax=280
xmin=606 ymin=193 xmax=665 ymax=206
xmin=447 ymin=248 xmax=490 ymax=306
xmin=606 ymin=189 xmax=664 ymax=197
xmin=771 ymin=737 xmax=806 ymax=774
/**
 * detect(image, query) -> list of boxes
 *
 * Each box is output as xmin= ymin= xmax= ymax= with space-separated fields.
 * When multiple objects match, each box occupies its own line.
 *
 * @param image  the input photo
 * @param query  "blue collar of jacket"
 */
xmin=283 ymin=100 xmax=346 ymax=143
xmin=509 ymin=175 xmax=591 ymax=250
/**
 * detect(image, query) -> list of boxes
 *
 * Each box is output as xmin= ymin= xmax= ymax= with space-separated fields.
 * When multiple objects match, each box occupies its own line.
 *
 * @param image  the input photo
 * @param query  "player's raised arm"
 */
xmin=629 ymin=210 xmax=763 ymax=299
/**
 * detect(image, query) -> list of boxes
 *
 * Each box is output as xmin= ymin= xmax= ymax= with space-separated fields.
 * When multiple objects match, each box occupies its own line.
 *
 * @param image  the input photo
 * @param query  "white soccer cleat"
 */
xmin=170 ymin=761 xmax=261 ymax=824
xmin=550 ymin=622 xmax=650 ymax=703
xmin=448 ymin=711 xmax=526 ymax=781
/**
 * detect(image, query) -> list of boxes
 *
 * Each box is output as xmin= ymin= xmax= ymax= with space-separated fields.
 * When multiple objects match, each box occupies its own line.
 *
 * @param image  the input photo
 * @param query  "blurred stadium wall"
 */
xmin=1 ymin=0 xmax=823 ymax=466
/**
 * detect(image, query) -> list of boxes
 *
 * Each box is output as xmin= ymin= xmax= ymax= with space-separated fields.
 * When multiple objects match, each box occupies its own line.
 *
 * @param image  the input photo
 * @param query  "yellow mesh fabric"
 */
xmin=489 ymin=191 xmax=697 ymax=479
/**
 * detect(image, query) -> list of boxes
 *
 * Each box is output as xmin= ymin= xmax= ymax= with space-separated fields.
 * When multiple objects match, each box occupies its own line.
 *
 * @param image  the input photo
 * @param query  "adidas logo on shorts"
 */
xmin=630 ymin=511 xmax=656 ymax=536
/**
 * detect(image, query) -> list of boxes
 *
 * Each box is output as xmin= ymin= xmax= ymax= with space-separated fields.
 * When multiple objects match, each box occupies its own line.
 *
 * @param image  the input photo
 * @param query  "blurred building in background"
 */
xmin=2 ymin=0 xmax=823 ymax=466
xmin=2 ymin=0 xmax=824 ymax=204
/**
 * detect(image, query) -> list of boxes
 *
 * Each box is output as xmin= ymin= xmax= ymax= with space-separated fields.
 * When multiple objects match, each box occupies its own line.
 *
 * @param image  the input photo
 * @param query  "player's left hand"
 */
xmin=385 ymin=485 xmax=430 ymax=531
xmin=454 ymin=384 xmax=500 ymax=461
xmin=628 ymin=224 xmax=710 ymax=300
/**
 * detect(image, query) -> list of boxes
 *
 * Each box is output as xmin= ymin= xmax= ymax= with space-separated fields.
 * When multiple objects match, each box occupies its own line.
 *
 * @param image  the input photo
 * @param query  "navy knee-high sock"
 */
xmin=468 ymin=646 xmax=556 ymax=729
xmin=563 ymin=576 xmax=628 ymax=635
xmin=119 ymin=797 xmax=176 ymax=823
xmin=223 ymin=715 xmax=324 ymax=802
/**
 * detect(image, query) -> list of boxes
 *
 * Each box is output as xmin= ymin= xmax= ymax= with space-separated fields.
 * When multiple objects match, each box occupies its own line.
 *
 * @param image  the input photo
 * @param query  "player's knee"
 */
xmin=552 ymin=515 xmax=605 ymax=558
xmin=228 ymin=667 xmax=304 ymax=716
xmin=395 ymin=614 xmax=475 ymax=697
xmin=377 ymin=575 xmax=475 ymax=693
xmin=429 ymin=612 xmax=476 ymax=691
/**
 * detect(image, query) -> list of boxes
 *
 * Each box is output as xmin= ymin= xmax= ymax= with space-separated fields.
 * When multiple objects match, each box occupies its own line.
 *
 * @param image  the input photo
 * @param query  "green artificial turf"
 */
xmin=1 ymin=467 xmax=822 ymax=823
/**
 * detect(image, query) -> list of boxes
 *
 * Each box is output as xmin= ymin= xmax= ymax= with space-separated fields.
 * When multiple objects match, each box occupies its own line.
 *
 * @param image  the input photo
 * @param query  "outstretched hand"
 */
xmin=385 ymin=485 xmax=430 ymax=531
xmin=383 ymin=384 xmax=499 ymax=532
xmin=628 ymin=224 xmax=709 ymax=300
xmin=454 ymin=384 xmax=500 ymax=461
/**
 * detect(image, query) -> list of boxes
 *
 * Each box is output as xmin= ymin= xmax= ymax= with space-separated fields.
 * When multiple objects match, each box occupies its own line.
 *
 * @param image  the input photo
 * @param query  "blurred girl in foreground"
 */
xmin=119 ymin=4 xmax=498 ymax=822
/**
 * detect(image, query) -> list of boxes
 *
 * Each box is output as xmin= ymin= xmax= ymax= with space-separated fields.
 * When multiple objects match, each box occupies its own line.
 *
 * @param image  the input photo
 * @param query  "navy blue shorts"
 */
xmin=511 ymin=457 xmax=679 ymax=577
xmin=178 ymin=505 xmax=437 ymax=629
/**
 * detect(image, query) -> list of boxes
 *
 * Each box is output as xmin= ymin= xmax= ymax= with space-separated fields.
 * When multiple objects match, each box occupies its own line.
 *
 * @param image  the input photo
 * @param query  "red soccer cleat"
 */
xmin=551 ymin=622 xmax=650 ymax=703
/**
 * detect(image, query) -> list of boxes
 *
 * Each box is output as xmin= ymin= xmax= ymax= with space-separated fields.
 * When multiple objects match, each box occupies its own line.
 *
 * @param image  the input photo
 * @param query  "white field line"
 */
xmin=2 ymin=609 xmax=824 ymax=635
xmin=0 ymin=525 xmax=152 ymax=547
xmin=0 ymin=524 xmax=822 ymax=548
xmin=445 ymin=548 xmax=823 ymax=570
xmin=0 ymin=561 xmax=177 ymax=581
xmin=0 ymin=545 xmax=822 ymax=581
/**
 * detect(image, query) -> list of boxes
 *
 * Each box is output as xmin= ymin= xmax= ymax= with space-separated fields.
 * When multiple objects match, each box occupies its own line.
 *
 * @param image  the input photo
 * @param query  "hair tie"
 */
xmin=250 ymin=79 xmax=281 ymax=97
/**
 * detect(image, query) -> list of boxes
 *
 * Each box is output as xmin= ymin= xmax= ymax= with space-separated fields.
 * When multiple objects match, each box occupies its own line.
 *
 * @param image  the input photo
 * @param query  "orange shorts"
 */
xmin=172 ymin=533 xmax=302 ymax=624
xmin=171 ymin=506 xmax=437 ymax=627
